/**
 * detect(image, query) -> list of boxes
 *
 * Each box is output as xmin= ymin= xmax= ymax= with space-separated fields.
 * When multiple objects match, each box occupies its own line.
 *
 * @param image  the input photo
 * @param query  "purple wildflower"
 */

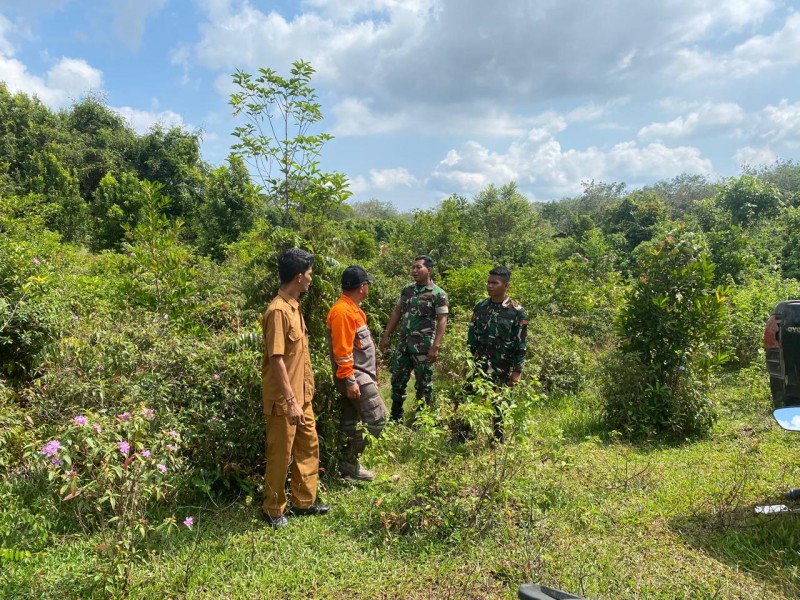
xmin=41 ymin=440 xmax=61 ymax=457
xmin=119 ymin=412 xmax=132 ymax=421
xmin=157 ymin=464 xmax=167 ymax=473
xmin=118 ymin=440 xmax=130 ymax=455
xmin=96 ymin=365 xmax=105 ymax=372
xmin=169 ymin=429 xmax=178 ymax=438
xmin=183 ymin=516 xmax=194 ymax=528
xmin=32 ymin=257 xmax=41 ymax=265
xmin=141 ymin=449 xmax=151 ymax=458
xmin=166 ymin=444 xmax=176 ymax=452
xmin=213 ymin=373 xmax=220 ymax=380
xmin=142 ymin=408 xmax=155 ymax=420
xmin=73 ymin=415 xmax=87 ymax=426
xmin=51 ymin=457 xmax=64 ymax=466
xmin=65 ymin=469 xmax=75 ymax=477
xmin=93 ymin=423 xmax=101 ymax=434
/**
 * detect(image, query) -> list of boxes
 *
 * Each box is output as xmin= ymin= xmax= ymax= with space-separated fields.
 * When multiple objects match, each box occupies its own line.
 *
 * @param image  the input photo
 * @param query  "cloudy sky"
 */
xmin=0 ymin=0 xmax=798 ymax=209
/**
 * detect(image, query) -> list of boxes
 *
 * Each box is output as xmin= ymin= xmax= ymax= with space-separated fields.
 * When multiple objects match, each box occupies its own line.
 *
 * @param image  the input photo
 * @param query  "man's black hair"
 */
xmin=278 ymin=248 xmax=314 ymax=284
xmin=414 ymin=255 xmax=433 ymax=269
xmin=489 ymin=266 xmax=511 ymax=283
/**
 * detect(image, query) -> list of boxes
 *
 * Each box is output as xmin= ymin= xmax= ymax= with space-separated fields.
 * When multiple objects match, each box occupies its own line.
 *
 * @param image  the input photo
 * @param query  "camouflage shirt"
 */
xmin=396 ymin=282 xmax=449 ymax=354
xmin=467 ymin=296 xmax=527 ymax=376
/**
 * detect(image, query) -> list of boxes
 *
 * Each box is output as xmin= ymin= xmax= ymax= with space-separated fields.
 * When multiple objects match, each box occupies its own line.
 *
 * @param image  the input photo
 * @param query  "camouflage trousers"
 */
xmin=390 ymin=350 xmax=433 ymax=421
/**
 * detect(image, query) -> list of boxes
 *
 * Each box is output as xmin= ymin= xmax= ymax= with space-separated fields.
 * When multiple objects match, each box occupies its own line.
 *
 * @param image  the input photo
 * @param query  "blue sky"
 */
xmin=1 ymin=0 xmax=799 ymax=210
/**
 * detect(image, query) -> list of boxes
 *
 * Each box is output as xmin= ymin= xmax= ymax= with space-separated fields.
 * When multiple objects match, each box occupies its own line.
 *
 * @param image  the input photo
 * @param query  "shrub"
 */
xmin=605 ymin=226 xmax=728 ymax=438
xmin=26 ymin=407 xmax=193 ymax=594
xmin=525 ymin=316 xmax=592 ymax=398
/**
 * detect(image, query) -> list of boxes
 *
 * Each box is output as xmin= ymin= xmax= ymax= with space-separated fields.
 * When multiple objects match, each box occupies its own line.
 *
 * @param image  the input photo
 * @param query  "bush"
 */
xmin=605 ymin=226 xmax=728 ymax=438
xmin=602 ymin=350 xmax=715 ymax=438
xmin=724 ymin=274 xmax=800 ymax=368
xmin=25 ymin=407 xmax=193 ymax=594
xmin=23 ymin=309 xmax=264 ymax=493
xmin=526 ymin=316 xmax=592 ymax=398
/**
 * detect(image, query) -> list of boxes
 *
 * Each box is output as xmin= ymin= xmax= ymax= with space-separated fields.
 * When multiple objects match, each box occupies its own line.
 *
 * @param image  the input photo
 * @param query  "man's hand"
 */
xmin=286 ymin=399 xmax=305 ymax=426
xmin=379 ymin=336 xmax=390 ymax=353
xmin=346 ymin=381 xmax=361 ymax=400
xmin=427 ymin=345 xmax=440 ymax=364
xmin=508 ymin=371 xmax=522 ymax=387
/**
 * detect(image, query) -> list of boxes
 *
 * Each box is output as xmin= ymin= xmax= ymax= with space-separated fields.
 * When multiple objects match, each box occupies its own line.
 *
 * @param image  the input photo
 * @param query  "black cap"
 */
xmin=341 ymin=265 xmax=375 ymax=290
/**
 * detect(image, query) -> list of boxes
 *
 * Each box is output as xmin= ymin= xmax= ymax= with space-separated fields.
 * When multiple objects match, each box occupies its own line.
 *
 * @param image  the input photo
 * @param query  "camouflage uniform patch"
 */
xmin=467 ymin=296 xmax=527 ymax=384
xmin=390 ymin=282 xmax=449 ymax=420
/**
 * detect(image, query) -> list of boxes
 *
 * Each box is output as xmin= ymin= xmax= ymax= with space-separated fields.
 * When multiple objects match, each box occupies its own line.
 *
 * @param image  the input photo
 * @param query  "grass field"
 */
xmin=3 ymin=366 xmax=800 ymax=599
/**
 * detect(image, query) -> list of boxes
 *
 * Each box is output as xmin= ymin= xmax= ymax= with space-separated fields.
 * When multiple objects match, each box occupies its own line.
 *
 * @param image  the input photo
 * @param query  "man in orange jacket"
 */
xmin=326 ymin=266 xmax=387 ymax=481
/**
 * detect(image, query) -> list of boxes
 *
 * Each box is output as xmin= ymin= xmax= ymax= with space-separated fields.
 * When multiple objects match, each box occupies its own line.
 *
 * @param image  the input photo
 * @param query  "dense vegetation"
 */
xmin=3 ymin=67 xmax=800 ymax=598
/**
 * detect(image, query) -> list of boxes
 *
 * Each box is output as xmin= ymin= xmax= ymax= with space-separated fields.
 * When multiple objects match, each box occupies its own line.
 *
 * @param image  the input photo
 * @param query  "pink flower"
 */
xmin=32 ymin=257 xmax=41 ymax=265
xmin=166 ymin=444 xmax=176 ymax=452
xmin=213 ymin=373 xmax=220 ymax=380
xmin=157 ymin=464 xmax=167 ymax=473
xmin=51 ymin=457 xmax=64 ymax=466
xmin=93 ymin=423 xmax=101 ymax=434
xmin=142 ymin=408 xmax=155 ymax=420
xmin=141 ymin=450 xmax=151 ymax=458
xmin=169 ymin=429 xmax=178 ymax=438
xmin=118 ymin=440 xmax=130 ymax=455
xmin=183 ymin=516 xmax=194 ymax=528
xmin=41 ymin=440 xmax=60 ymax=457
xmin=118 ymin=412 xmax=131 ymax=421
xmin=65 ymin=469 xmax=75 ymax=477
xmin=96 ymin=365 xmax=105 ymax=372
xmin=72 ymin=415 xmax=87 ymax=426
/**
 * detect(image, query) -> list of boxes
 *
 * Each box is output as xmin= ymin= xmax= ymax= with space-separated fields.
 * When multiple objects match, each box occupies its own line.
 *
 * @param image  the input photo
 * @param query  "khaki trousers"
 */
xmin=262 ymin=401 xmax=319 ymax=517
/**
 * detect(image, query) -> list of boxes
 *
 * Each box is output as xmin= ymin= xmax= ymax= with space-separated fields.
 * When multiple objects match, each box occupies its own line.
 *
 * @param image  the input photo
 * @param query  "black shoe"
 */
xmin=289 ymin=503 xmax=330 ymax=517
xmin=261 ymin=512 xmax=289 ymax=529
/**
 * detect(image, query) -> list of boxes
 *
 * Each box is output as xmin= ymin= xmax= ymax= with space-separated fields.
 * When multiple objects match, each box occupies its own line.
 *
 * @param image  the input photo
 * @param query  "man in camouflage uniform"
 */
xmin=380 ymin=255 xmax=449 ymax=422
xmin=466 ymin=266 xmax=527 ymax=439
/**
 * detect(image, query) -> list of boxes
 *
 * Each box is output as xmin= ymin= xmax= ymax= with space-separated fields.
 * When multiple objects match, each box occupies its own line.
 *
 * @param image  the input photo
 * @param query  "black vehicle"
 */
xmin=764 ymin=300 xmax=800 ymax=431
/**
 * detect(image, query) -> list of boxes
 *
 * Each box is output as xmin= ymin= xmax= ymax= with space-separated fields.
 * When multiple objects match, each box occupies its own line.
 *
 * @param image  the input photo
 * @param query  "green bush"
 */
xmin=605 ymin=226 xmax=728 ymax=438
xmin=526 ymin=316 xmax=592 ymax=398
xmin=724 ymin=273 xmax=800 ymax=368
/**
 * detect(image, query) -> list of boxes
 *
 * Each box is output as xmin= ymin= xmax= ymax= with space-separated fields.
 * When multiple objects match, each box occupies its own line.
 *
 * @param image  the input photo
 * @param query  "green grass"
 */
xmin=4 ymin=371 xmax=800 ymax=599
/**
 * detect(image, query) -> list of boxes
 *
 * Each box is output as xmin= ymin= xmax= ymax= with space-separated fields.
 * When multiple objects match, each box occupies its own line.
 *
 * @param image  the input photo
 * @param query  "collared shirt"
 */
xmin=467 ymin=296 xmax=527 ymax=376
xmin=261 ymin=289 xmax=315 ymax=415
xmin=396 ymin=281 xmax=449 ymax=354
xmin=326 ymin=294 xmax=377 ymax=386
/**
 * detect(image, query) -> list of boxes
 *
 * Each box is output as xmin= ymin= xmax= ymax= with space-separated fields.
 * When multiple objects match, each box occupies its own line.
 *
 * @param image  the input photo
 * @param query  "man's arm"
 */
xmin=427 ymin=313 xmax=448 ymax=364
xmin=329 ymin=307 xmax=361 ymax=400
xmin=269 ymin=355 xmax=305 ymax=425
xmin=379 ymin=304 xmax=402 ymax=352
xmin=508 ymin=309 xmax=528 ymax=386
xmin=467 ymin=308 xmax=479 ymax=356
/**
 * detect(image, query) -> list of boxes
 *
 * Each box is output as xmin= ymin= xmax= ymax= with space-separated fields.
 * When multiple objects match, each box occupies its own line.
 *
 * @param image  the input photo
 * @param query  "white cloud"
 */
xmin=429 ymin=122 xmax=713 ymax=200
xmin=0 ymin=13 xmax=15 ymax=55
xmin=0 ymin=54 xmax=103 ymax=107
xmin=349 ymin=167 xmax=417 ymax=194
xmin=671 ymin=12 xmax=800 ymax=80
xmin=638 ymin=101 xmax=745 ymax=139
xmin=760 ymin=99 xmax=800 ymax=144
xmin=733 ymin=146 xmax=778 ymax=168
xmin=181 ymin=0 xmax=787 ymax=138
xmin=47 ymin=57 xmax=103 ymax=94
xmin=111 ymin=0 xmax=168 ymax=51
xmin=113 ymin=106 xmax=186 ymax=133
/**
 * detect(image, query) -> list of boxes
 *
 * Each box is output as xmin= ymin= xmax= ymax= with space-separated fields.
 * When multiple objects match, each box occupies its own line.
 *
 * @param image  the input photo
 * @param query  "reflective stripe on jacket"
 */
xmin=326 ymin=295 xmax=377 ymax=390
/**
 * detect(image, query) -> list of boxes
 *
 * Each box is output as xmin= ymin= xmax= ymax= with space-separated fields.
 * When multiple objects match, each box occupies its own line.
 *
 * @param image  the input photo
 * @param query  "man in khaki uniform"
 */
xmin=261 ymin=248 xmax=329 ymax=529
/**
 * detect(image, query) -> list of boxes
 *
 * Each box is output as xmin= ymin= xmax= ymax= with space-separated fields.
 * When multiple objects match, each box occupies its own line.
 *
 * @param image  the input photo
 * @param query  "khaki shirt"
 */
xmin=261 ymin=289 xmax=315 ymax=415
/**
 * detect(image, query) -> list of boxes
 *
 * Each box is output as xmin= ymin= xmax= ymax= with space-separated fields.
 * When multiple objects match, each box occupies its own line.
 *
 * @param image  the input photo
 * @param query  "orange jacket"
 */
xmin=326 ymin=294 xmax=374 ymax=382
